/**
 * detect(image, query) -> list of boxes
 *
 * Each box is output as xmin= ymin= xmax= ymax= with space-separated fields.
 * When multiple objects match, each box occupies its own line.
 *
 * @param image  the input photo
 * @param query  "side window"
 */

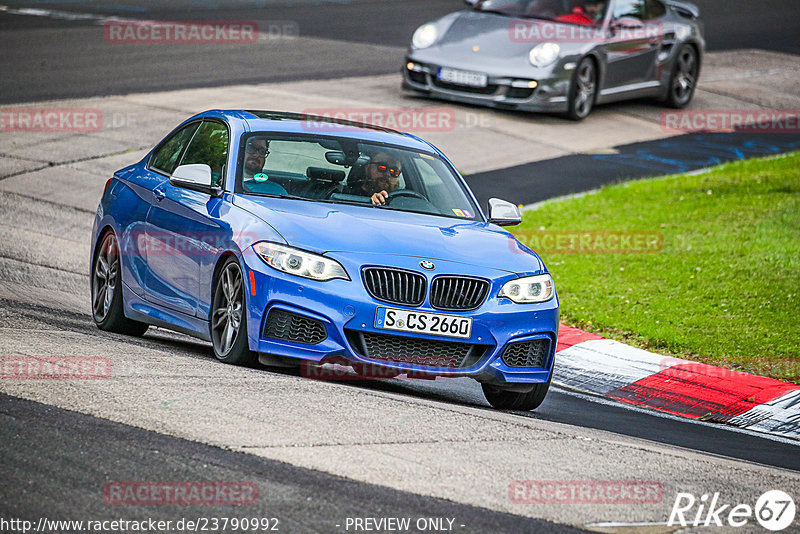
xmin=613 ymin=0 xmax=645 ymax=19
xmin=414 ymin=157 xmax=442 ymax=193
xmin=412 ymin=156 xmax=476 ymax=219
xmin=178 ymin=121 xmax=229 ymax=187
xmin=149 ymin=122 xmax=199 ymax=175
xmin=645 ymin=0 xmax=666 ymax=19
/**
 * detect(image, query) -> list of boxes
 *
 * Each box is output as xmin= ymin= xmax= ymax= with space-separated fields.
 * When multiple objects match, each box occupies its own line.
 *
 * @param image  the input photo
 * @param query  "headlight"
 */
xmin=499 ymin=274 xmax=555 ymax=303
xmin=412 ymin=23 xmax=438 ymax=49
xmin=253 ymin=242 xmax=349 ymax=281
xmin=528 ymin=43 xmax=560 ymax=67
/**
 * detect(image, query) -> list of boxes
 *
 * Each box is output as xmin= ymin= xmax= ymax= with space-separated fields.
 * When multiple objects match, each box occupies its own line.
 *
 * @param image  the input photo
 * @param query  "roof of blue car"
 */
xmin=205 ymin=110 xmax=437 ymax=153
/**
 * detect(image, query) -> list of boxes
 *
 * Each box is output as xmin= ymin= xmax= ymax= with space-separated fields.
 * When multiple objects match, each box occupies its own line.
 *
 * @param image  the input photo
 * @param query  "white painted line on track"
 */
xmin=703 ymin=66 xmax=800 ymax=82
xmin=553 ymin=340 xmax=688 ymax=397
xmin=0 ymin=4 xmax=298 ymax=42
xmin=729 ymin=390 xmax=800 ymax=439
xmin=0 ymin=5 xmax=127 ymax=23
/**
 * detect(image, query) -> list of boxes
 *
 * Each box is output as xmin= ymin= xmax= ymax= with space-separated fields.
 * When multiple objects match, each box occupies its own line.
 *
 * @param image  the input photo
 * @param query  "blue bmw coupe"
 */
xmin=90 ymin=110 xmax=559 ymax=410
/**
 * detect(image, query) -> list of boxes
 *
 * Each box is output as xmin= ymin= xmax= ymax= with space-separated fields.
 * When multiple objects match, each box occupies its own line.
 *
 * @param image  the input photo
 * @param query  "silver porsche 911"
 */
xmin=403 ymin=0 xmax=704 ymax=120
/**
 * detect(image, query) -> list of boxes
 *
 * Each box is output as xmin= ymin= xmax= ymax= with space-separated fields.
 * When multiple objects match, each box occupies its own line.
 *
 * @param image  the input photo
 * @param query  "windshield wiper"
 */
xmin=521 ymin=14 xmax=555 ymax=21
xmin=475 ymin=8 xmax=514 ymax=16
xmin=476 ymin=8 xmax=552 ymax=20
xmin=247 ymin=192 xmax=479 ymax=221
xmin=248 ymin=192 xmax=370 ymax=208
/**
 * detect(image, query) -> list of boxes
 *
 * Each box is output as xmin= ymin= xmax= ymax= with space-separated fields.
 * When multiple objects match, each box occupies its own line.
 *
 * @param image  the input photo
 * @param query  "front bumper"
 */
xmin=402 ymin=57 xmax=570 ymax=113
xmin=240 ymin=248 xmax=559 ymax=386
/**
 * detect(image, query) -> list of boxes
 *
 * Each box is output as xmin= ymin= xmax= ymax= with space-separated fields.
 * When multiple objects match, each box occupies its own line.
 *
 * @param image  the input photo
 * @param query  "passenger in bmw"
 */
xmin=242 ymin=137 xmax=287 ymax=195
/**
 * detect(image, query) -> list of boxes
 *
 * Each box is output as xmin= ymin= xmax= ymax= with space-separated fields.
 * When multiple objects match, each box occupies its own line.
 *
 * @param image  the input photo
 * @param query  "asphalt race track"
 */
xmin=466 ymin=132 xmax=800 ymax=206
xmin=1 ymin=1 xmax=800 ymax=532
xmin=1 ymin=0 xmax=799 ymax=103
xmin=1 ymin=394 xmax=581 ymax=534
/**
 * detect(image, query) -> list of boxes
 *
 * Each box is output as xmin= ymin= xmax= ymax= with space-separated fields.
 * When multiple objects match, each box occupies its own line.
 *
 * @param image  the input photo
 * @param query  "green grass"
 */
xmin=513 ymin=152 xmax=800 ymax=383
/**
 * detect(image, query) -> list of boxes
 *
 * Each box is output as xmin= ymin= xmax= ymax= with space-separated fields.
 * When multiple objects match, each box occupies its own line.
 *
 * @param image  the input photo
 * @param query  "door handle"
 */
xmin=153 ymin=186 xmax=166 ymax=201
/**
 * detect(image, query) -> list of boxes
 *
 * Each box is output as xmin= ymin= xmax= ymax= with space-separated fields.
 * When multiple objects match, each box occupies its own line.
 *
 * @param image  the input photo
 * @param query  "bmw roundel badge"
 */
xmin=420 ymin=260 xmax=435 ymax=270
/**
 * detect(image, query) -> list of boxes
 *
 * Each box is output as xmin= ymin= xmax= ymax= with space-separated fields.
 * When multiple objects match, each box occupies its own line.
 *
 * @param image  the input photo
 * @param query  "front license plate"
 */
xmin=437 ymin=67 xmax=488 ymax=87
xmin=374 ymin=307 xmax=472 ymax=339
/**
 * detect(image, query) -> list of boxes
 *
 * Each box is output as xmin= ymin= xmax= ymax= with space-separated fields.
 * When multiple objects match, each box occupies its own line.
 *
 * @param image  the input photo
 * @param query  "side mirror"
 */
xmin=488 ymin=198 xmax=522 ymax=226
xmin=170 ymin=164 xmax=221 ymax=196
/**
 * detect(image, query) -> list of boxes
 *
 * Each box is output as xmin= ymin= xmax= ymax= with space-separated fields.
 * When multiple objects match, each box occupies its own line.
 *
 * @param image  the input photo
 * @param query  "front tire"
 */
xmin=482 ymin=375 xmax=551 ymax=411
xmin=663 ymin=44 xmax=698 ymax=108
xmin=565 ymin=57 xmax=596 ymax=121
xmin=211 ymin=257 xmax=256 ymax=366
xmin=91 ymin=231 xmax=149 ymax=336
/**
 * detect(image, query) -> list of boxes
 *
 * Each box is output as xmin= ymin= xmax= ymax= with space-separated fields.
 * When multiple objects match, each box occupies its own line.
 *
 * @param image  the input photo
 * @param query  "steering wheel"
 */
xmin=386 ymin=189 xmax=427 ymax=204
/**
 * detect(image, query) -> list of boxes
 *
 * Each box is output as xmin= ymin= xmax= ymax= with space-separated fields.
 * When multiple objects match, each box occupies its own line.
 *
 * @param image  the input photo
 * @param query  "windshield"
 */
xmin=236 ymin=134 xmax=481 ymax=221
xmin=474 ymin=0 xmax=607 ymax=25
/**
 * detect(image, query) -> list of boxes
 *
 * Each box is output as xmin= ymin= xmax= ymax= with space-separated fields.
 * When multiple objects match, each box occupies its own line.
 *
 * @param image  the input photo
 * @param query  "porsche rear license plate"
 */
xmin=437 ymin=67 xmax=488 ymax=88
xmin=375 ymin=307 xmax=472 ymax=339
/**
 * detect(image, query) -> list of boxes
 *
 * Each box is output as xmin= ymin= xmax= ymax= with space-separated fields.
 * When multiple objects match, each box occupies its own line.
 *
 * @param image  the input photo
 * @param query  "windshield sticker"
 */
xmin=452 ymin=208 xmax=474 ymax=218
xmin=254 ymin=173 xmax=269 ymax=182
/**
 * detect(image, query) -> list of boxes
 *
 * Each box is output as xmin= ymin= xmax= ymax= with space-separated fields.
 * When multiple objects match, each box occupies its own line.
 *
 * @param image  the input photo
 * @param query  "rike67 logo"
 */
xmin=669 ymin=490 xmax=796 ymax=531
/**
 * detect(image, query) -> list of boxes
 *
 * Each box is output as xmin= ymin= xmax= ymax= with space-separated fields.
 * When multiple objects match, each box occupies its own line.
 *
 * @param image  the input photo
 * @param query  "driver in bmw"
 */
xmin=362 ymin=151 xmax=402 ymax=205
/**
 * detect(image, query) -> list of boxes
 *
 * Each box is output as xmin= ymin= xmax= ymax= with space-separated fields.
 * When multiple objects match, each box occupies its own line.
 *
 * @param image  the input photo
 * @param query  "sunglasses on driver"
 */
xmin=371 ymin=162 xmax=402 ymax=177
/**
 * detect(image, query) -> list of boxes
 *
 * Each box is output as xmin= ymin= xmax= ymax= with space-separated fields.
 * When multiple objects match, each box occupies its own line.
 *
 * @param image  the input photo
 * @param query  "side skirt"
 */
xmin=122 ymin=283 xmax=212 ymax=342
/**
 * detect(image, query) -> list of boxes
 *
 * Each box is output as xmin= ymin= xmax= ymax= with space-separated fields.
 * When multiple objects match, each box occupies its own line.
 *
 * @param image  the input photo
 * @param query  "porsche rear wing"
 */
xmin=665 ymin=0 xmax=700 ymax=19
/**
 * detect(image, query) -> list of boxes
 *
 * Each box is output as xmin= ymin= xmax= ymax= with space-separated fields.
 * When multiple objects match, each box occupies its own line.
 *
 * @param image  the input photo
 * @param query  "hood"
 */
xmin=431 ymin=10 xmax=586 ymax=61
xmin=233 ymin=195 xmax=544 ymax=274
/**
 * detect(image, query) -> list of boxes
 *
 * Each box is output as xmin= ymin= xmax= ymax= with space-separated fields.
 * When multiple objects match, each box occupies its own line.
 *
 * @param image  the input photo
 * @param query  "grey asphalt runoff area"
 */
xmin=2 ymin=1 xmax=800 ymax=532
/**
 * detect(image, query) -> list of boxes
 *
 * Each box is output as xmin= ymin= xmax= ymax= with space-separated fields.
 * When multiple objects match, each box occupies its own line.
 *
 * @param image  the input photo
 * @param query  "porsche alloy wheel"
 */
xmin=666 ymin=45 xmax=698 ymax=108
xmin=566 ymin=58 xmax=596 ymax=121
xmin=211 ymin=258 xmax=256 ymax=365
xmin=91 ymin=231 xmax=148 ymax=336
